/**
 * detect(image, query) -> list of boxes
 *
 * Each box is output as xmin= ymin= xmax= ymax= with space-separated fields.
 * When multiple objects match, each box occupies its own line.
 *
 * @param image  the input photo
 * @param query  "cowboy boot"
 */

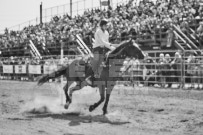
xmin=94 ymin=64 xmax=103 ymax=78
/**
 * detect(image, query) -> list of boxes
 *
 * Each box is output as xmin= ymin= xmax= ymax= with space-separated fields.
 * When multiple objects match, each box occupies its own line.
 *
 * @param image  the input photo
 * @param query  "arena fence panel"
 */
xmin=1 ymin=50 xmax=203 ymax=90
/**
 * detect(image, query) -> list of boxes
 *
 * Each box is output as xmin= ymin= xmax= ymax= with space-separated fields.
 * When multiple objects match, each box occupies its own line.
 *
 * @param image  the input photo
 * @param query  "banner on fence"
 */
xmin=15 ymin=65 xmax=26 ymax=74
xmin=3 ymin=65 xmax=13 ymax=73
xmin=28 ymin=65 xmax=41 ymax=74
xmin=43 ymin=65 xmax=57 ymax=74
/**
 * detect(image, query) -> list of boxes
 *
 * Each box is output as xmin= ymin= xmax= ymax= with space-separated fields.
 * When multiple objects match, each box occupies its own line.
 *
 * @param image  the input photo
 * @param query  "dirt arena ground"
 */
xmin=1 ymin=80 xmax=203 ymax=135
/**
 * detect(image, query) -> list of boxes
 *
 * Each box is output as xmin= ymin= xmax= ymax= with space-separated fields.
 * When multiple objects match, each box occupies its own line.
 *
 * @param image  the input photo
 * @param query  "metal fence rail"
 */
xmin=0 ymin=50 xmax=203 ymax=89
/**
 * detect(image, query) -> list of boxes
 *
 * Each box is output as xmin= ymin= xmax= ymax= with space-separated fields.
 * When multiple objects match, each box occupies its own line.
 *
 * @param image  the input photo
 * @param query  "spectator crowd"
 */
xmin=0 ymin=0 xmax=203 ymax=51
xmin=120 ymin=50 xmax=203 ymax=90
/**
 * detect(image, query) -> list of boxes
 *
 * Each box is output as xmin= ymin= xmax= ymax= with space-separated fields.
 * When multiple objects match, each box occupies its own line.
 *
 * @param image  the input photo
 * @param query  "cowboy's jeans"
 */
xmin=91 ymin=51 xmax=104 ymax=76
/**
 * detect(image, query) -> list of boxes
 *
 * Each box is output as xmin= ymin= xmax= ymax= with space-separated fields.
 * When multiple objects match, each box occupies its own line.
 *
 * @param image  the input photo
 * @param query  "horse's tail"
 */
xmin=37 ymin=65 xmax=68 ymax=86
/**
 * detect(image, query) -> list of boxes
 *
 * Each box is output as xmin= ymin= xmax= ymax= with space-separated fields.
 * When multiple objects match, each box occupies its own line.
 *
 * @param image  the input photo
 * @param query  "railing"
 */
xmin=0 ymin=50 xmax=203 ymax=89
xmin=173 ymin=25 xmax=200 ymax=50
xmin=121 ymin=50 xmax=203 ymax=89
xmin=173 ymin=31 xmax=191 ymax=48
xmin=43 ymin=0 xmax=131 ymax=20
xmin=0 ymin=28 xmax=170 ymax=51
xmin=0 ymin=18 xmax=40 ymax=33
xmin=76 ymin=34 xmax=93 ymax=57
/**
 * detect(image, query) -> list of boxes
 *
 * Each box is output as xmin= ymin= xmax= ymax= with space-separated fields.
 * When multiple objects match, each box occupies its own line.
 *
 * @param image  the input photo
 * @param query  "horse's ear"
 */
xmin=133 ymin=41 xmax=140 ymax=48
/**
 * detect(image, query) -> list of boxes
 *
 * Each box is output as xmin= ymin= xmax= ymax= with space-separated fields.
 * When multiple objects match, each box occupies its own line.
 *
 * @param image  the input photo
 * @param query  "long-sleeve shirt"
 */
xmin=93 ymin=28 xmax=111 ymax=49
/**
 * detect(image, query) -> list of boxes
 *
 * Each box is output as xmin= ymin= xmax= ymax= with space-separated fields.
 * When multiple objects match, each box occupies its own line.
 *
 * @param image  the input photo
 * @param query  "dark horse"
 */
xmin=38 ymin=40 xmax=145 ymax=115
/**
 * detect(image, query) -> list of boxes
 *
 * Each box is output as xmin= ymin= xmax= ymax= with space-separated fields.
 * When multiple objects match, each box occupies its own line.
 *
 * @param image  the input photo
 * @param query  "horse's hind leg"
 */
xmin=63 ymin=82 xmax=69 ymax=102
xmin=89 ymin=86 xmax=105 ymax=112
xmin=64 ymin=82 xmax=70 ymax=109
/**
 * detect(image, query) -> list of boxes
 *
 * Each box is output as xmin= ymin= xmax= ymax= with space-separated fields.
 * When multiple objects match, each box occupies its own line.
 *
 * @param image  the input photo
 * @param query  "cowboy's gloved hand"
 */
xmin=110 ymin=46 xmax=116 ymax=51
xmin=112 ymin=44 xmax=119 ymax=47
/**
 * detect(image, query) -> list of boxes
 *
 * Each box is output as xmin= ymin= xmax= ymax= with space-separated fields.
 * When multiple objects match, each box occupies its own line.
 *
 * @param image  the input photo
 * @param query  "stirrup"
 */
xmin=101 ymin=62 xmax=106 ymax=67
xmin=85 ymin=76 xmax=92 ymax=85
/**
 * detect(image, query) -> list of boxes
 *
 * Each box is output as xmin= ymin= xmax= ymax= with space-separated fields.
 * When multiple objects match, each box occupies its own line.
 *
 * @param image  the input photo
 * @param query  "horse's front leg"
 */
xmin=89 ymin=86 xmax=105 ymax=112
xmin=102 ymin=86 xmax=113 ymax=115
xmin=64 ymin=81 xmax=77 ymax=109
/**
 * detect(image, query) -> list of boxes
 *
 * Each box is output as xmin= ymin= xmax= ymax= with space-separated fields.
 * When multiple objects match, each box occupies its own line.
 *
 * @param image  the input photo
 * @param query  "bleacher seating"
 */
xmin=0 ymin=0 xmax=203 ymax=57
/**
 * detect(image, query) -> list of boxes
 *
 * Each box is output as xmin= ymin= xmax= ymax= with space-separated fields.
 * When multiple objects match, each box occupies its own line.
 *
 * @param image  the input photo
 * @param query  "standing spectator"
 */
xmin=158 ymin=53 xmax=166 ymax=87
xmin=0 ymin=57 xmax=2 ymax=79
xmin=196 ymin=55 xmax=203 ymax=90
xmin=143 ymin=53 xmax=155 ymax=73
xmin=129 ymin=57 xmax=141 ymax=86
xmin=120 ymin=57 xmax=130 ymax=76
xmin=120 ymin=57 xmax=131 ymax=85
xmin=187 ymin=53 xmax=197 ymax=89
xmin=191 ymin=56 xmax=199 ymax=89
xmin=171 ymin=52 xmax=182 ymax=88
xmin=143 ymin=53 xmax=155 ymax=86
xmin=164 ymin=54 xmax=173 ymax=88
xmin=0 ymin=58 xmax=3 ymax=66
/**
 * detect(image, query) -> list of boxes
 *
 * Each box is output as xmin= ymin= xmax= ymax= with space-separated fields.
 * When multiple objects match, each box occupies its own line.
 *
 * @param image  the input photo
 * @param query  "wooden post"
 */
xmin=100 ymin=0 xmax=101 ymax=9
xmin=60 ymin=40 xmax=64 ymax=105
xmin=70 ymin=0 xmax=73 ymax=17
xmin=108 ymin=0 xmax=110 ymax=9
xmin=40 ymin=2 xmax=43 ymax=24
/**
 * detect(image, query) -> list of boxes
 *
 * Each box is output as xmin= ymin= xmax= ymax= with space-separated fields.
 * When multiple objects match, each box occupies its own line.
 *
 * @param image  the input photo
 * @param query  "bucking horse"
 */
xmin=38 ymin=39 xmax=145 ymax=115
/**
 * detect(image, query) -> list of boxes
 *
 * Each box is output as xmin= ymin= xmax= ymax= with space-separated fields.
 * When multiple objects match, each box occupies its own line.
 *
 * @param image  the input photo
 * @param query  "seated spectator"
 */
xmin=180 ymin=18 xmax=190 ymax=36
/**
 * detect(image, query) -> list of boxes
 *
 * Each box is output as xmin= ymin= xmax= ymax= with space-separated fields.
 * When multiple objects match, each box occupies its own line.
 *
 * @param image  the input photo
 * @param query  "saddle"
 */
xmin=91 ymin=47 xmax=111 ymax=66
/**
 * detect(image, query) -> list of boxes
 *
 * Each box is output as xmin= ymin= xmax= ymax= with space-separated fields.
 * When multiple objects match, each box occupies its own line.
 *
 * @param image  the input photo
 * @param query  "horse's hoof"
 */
xmin=102 ymin=108 xmax=108 ymax=115
xmin=103 ymin=110 xmax=108 ymax=115
xmin=64 ymin=102 xmax=70 ymax=109
xmin=89 ymin=105 xmax=95 ymax=112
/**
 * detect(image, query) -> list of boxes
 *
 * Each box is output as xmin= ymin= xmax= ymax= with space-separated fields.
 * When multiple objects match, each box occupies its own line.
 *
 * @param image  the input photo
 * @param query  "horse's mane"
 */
xmin=107 ymin=40 xmax=130 ymax=59
xmin=110 ymin=40 xmax=129 ymax=55
xmin=107 ymin=39 xmax=145 ymax=60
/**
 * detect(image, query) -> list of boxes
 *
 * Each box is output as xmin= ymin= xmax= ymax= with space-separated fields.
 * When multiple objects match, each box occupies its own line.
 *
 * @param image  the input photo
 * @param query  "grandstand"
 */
xmin=0 ymin=0 xmax=203 ymax=58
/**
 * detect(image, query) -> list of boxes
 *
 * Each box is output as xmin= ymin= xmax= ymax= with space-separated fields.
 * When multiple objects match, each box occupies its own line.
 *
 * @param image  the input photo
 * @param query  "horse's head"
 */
xmin=110 ymin=39 xmax=145 ymax=60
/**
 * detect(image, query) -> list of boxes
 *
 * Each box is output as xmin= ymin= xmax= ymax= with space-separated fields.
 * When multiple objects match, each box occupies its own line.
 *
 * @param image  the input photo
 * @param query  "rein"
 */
xmin=107 ymin=47 xmax=126 ymax=59
xmin=107 ymin=40 xmax=130 ymax=59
